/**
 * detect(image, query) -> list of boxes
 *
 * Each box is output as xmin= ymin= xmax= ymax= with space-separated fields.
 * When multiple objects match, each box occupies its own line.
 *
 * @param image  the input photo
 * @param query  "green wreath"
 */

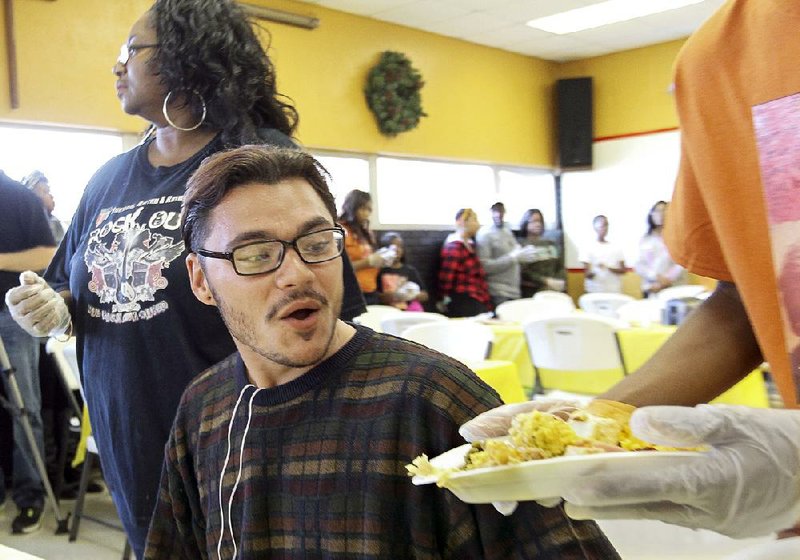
xmin=364 ymin=51 xmax=427 ymax=137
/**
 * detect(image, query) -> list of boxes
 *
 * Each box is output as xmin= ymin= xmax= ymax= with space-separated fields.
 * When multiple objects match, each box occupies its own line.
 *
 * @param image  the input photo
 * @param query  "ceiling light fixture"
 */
xmin=239 ymin=2 xmax=319 ymax=30
xmin=526 ymin=0 xmax=704 ymax=35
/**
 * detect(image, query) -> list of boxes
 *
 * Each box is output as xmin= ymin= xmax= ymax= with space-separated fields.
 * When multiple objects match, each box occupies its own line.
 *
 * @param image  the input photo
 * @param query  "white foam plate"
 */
xmin=412 ymin=443 xmax=704 ymax=504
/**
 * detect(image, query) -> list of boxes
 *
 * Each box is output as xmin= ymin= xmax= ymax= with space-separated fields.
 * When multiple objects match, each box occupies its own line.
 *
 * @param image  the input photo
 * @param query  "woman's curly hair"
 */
xmin=148 ymin=0 xmax=298 ymax=146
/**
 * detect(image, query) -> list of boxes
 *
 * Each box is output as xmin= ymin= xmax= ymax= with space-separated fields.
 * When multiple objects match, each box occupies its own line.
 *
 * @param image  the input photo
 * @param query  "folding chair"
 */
xmin=656 ymin=284 xmax=708 ymax=302
xmin=532 ymin=290 xmax=576 ymax=310
xmin=495 ymin=298 xmax=575 ymax=323
xmin=615 ymin=298 xmax=663 ymax=327
xmin=380 ymin=312 xmax=448 ymax=337
xmin=402 ymin=320 xmax=494 ymax=364
xmin=578 ymin=292 xmax=635 ymax=319
xmin=46 ymin=337 xmax=131 ymax=559
xmin=352 ymin=305 xmax=403 ymax=332
xmin=523 ymin=315 xmax=628 ymax=396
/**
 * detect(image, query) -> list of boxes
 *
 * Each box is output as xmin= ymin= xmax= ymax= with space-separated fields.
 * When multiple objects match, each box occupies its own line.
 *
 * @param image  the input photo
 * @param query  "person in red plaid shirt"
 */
xmin=438 ymin=208 xmax=492 ymax=317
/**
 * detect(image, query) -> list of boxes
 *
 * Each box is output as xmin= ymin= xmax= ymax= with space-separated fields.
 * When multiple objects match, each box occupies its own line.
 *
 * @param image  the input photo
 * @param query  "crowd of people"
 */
xmin=3 ymin=0 xmax=800 ymax=559
xmin=345 ymin=198 xmax=683 ymax=321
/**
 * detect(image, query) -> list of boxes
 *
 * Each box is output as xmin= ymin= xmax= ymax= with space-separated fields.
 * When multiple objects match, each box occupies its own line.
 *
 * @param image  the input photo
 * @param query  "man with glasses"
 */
xmin=143 ymin=146 xmax=620 ymax=558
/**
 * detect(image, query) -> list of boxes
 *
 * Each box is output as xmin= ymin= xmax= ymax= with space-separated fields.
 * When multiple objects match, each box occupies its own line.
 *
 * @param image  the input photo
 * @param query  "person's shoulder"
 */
xmin=82 ymin=145 xmax=142 ymax=195
xmin=364 ymin=333 xmax=502 ymax=417
xmin=256 ymin=128 xmax=297 ymax=148
xmin=179 ymin=352 xmax=239 ymax=409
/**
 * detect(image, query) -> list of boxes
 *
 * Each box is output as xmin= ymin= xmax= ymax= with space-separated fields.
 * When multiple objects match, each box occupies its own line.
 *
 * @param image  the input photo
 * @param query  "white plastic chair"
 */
xmin=656 ymin=284 xmax=707 ymax=303
xmin=615 ymin=298 xmax=663 ymax=327
xmin=578 ymin=292 xmax=635 ymax=318
xmin=352 ymin=305 xmax=403 ymax=332
xmin=495 ymin=298 xmax=575 ymax=323
xmin=380 ymin=312 xmax=448 ymax=337
xmin=402 ymin=321 xmax=494 ymax=364
xmin=523 ymin=315 xmax=628 ymax=395
xmin=532 ymin=290 xmax=576 ymax=310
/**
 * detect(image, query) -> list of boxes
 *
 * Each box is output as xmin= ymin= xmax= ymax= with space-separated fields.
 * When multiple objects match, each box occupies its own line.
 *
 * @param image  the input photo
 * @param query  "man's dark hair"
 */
xmin=182 ymin=146 xmax=336 ymax=252
xmin=148 ymin=0 xmax=298 ymax=146
xmin=490 ymin=202 xmax=505 ymax=212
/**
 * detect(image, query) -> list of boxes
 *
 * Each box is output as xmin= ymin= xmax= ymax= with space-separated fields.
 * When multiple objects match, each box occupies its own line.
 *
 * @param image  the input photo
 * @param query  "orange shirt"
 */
xmin=665 ymin=0 xmax=800 ymax=406
xmin=342 ymin=223 xmax=378 ymax=294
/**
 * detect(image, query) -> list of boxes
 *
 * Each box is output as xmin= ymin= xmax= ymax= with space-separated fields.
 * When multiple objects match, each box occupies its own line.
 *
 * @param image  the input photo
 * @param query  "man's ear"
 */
xmin=186 ymin=253 xmax=217 ymax=306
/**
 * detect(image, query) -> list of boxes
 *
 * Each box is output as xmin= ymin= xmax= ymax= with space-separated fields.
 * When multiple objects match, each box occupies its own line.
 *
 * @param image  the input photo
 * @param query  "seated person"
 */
xmin=376 ymin=232 xmax=428 ymax=311
xmin=144 ymin=146 xmax=620 ymax=559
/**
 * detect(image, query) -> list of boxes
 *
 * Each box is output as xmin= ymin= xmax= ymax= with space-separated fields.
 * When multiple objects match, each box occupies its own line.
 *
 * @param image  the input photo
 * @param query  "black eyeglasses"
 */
xmin=117 ymin=43 xmax=160 ymax=66
xmin=196 ymin=227 xmax=346 ymax=276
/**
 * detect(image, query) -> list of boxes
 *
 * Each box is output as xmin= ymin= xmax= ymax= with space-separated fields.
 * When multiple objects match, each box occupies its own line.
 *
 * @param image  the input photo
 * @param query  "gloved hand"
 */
xmin=5 ymin=271 xmax=71 ymax=338
xmin=509 ymin=245 xmax=539 ymax=264
xmin=544 ymin=277 xmax=566 ymax=291
xmin=564 ymin=404 xmax=800 ymax=538
xmin=368 ymin=246 xmax=397 ymax=268
xmin=396 ymin=281 xmax=420 ymax=302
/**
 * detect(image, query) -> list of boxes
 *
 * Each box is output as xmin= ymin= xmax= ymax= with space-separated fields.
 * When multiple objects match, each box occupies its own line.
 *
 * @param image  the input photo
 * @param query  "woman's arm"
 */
xmin=602 ymin=281 xmax=762 ymax=406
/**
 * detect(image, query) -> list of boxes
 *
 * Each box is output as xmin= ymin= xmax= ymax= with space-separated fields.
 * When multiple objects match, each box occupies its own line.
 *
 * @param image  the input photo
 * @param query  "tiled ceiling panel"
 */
xmin=304 ymin=0 xmax=727 ymax=61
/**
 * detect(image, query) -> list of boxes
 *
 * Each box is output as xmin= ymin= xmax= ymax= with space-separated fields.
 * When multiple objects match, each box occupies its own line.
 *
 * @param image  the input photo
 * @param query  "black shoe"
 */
xmin=11 ymin=507 xmax=42 ymax=534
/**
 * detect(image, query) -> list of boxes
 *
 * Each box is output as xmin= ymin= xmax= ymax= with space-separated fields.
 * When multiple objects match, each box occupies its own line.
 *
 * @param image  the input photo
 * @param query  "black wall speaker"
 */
xmin=556 ymin=77 xmax=593 ymax=169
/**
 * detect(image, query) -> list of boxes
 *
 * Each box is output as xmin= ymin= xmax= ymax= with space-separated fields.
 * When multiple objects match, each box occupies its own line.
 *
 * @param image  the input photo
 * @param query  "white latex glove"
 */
xmin=544 ymin=277 xmax=566 ymax=291
xmin=369 ymin=246 xmax=396 ymax=268
xmin=5 ymin=271 xmax=71 ymax=338
xmin=564 ymin=405 xmax=800 ymax=538
xmin=396 ymin=281 xmax=420 ymax=302
xmin=508 ymin=245 xmax=539 ymax=264
xmin=459 ymin=399 xmax=583 ymax=514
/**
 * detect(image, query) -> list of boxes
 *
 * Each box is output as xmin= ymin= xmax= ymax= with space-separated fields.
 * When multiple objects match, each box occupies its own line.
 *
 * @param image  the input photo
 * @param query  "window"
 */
xmin=312 ymin=153 xmax=370 ymax=215
xmin=0 ymin=125 xmax=124 ymax=226
xmin=497 ymin=169 xmax=557 ymax=231
xmin=376 ymin=157 xmax=496 ymax=226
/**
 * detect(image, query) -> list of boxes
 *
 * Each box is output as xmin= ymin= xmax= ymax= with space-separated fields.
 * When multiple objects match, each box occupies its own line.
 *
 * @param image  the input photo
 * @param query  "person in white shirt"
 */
xmin=579 ymin=215 xmax=626 ymax=293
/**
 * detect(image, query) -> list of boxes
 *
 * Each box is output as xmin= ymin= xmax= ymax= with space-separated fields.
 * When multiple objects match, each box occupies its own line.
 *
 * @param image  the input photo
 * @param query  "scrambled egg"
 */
xmin=406 ymin=405 xmax=699 ymax=480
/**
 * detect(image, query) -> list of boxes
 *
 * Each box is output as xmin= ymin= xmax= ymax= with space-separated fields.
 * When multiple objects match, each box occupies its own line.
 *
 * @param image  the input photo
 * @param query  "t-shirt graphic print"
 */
xmin=752 ymin=92 xmax=800 ymax=400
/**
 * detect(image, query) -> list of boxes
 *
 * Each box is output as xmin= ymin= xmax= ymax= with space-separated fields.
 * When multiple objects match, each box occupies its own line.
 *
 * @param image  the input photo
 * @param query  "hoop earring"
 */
xmin=162 ymin=89 xmax=207 ymax=131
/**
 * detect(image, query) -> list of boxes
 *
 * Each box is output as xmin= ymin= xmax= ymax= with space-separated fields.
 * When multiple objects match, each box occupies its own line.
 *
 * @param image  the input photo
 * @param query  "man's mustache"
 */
xmin=267 ymin=288 xmax=329 ymax=321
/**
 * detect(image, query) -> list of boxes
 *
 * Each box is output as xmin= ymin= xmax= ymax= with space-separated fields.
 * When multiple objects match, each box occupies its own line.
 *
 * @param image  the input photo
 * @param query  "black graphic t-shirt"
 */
xmin=45 ymin=132 xmax=365 ymax=528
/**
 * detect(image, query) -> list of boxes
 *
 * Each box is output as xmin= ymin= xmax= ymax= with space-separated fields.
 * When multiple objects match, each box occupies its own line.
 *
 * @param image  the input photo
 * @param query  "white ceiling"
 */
xmin=301 ymin=0 xmax=726 ymax=62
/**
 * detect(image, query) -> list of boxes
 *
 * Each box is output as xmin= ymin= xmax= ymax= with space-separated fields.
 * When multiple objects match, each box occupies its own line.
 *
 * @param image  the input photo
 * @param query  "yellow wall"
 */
xmin=557 ymin=40 xmax=685 ymax=138
xmin=0 ymin=0 xmax=557 ymax=166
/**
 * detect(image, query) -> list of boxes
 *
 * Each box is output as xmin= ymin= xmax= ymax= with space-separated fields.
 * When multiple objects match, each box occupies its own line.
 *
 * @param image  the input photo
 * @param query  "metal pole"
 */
xmin=0 ymin=335 xmax=69 ymax=533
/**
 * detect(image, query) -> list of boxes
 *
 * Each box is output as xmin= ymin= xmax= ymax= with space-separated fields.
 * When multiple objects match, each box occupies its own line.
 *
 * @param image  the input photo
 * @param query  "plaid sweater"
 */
xmin=145 ymin=326 xmax=618 ymax=559
xmin=438 ymin=236 xmax=491 ymax=307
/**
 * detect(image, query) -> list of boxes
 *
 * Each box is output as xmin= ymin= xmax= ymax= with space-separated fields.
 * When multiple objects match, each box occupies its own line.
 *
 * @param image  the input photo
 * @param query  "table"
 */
xmin=467 ymin=359 xmax=526 ymax=404
xmin=0 ymin=545 xmax=45 ymax=560
xmin=487 ymin=322 xmax=769 ymax=406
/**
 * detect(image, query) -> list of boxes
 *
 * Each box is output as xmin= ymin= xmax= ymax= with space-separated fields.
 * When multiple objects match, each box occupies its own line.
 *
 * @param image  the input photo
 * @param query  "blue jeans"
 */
xmin=0 ymin=310 xmax=45 ymax=510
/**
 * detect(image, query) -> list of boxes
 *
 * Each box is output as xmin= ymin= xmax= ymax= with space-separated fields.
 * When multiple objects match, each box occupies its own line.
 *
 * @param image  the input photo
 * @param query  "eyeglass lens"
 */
xmin=232 ymin=229 xmax=343 ymax=275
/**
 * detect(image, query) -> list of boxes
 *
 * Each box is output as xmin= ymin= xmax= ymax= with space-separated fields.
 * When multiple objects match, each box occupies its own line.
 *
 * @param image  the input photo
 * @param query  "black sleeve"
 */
xmin=340 ymin=251 xmax=366 ymax=321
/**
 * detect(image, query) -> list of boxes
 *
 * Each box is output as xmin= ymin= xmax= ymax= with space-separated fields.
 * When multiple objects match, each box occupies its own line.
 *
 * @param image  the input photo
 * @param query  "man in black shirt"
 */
xmin=0 ymin=171 xmax=56 ymax=533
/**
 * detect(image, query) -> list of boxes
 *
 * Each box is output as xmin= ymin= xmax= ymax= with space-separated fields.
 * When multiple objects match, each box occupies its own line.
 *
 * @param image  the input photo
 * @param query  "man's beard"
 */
xmin=208 ymin=283 xmax=342 ymax=369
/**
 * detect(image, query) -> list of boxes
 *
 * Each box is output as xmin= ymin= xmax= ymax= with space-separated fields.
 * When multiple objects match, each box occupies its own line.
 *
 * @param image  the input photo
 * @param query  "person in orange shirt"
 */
xmin=461 ymin=0 xmax=800 ymax=554
xmin=338 ymin=190 xmax=395 ymax=305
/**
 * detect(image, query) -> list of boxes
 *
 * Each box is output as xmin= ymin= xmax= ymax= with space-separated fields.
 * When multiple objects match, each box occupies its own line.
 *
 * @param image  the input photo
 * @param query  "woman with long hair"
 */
xmin=517 ymin=208 xmax=566 ymax=297
xmin=338 ymin=189 xmax=395 ymax=304
xmin=635 ymin=200 xmax=686 ymax=297
xmin=4 ymin=1 xmax=364 ymax=555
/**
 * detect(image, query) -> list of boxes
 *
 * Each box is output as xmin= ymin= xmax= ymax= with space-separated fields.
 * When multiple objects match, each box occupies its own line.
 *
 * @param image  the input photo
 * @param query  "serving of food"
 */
xmin=408 ymin=403 xmax=705 ymax=504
